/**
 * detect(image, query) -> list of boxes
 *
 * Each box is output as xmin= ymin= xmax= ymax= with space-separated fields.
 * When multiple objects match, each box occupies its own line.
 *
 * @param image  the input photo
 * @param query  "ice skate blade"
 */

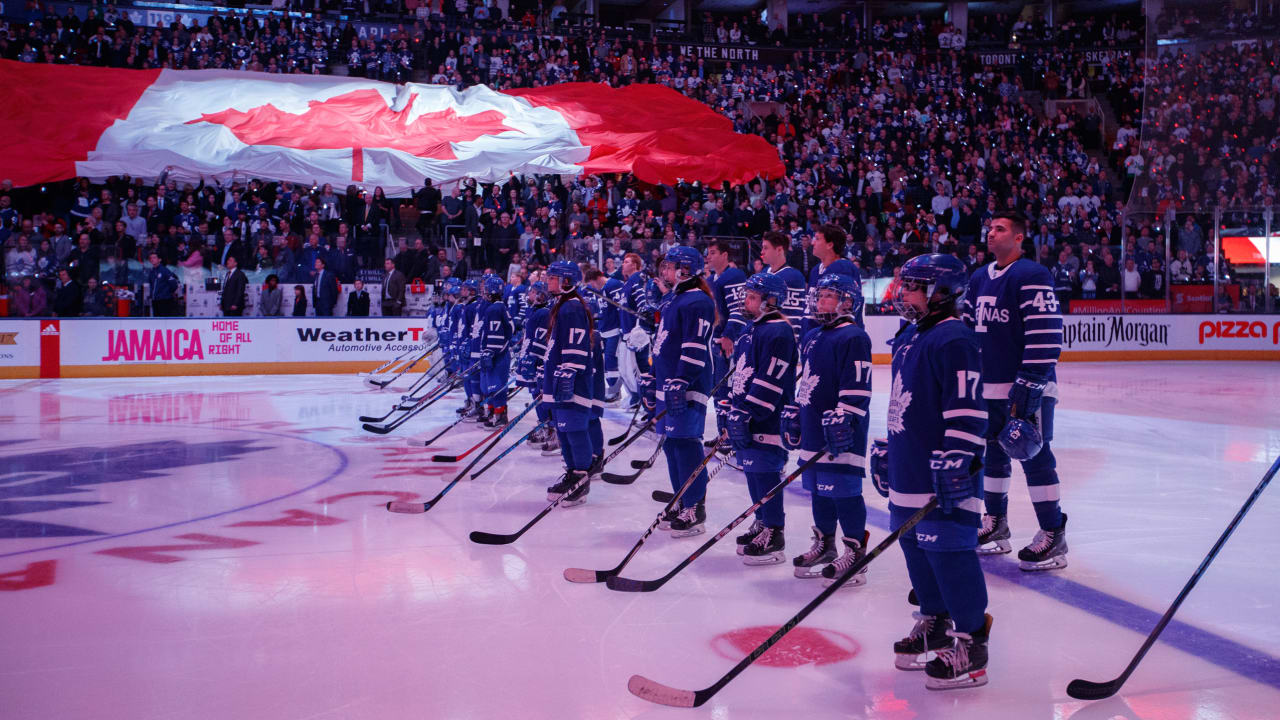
xmin=540 ymin=448 xmax=561 ymax=457
xmin=560 ymin=496 xmax=588 ymax=508
xmin=894 ymin=653 xmax=934 ymax=671
xmin=669 ymin=525 xmax=705 ymax=538
xmin=822 ymin=572 xmax=867 ymax=589
xmin=1019 ymin=555 xmax=1068 ymax=572
xmin=546 ymin=491 xmax=566 ymax=502
xmin=976 ymin=540 xmax=1012 ymax=556
xmin=793 ymin=565 xmax=829 ymax=579
xmin=925 ymin=669 xmax=988 ymax=690
xmin=743 ymin=551 xmax=785 ymax=566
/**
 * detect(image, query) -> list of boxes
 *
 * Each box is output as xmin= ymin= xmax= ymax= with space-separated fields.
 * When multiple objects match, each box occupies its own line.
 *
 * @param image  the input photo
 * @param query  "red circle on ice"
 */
xmin=711 ymin=626 xmax=860 ymax=667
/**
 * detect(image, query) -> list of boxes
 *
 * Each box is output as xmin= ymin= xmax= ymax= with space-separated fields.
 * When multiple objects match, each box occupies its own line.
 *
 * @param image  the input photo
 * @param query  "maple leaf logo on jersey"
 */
xmin=886 ymin=374 xmax=912 ymax=435
xmin=188 ymin=89 xmax=522 ymax=182
xmin=730 ymin=354 xmax=754 ymax=396
xmin=653 ymin=324 xmax=669 ymax=356
xmin=795 ymin=361 xmax=820 ymax=407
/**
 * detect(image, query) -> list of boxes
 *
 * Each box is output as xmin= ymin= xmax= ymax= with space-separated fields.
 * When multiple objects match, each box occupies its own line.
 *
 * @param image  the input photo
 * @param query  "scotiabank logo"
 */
xmin=1198 ymin=320 xmax=1280 ymax=345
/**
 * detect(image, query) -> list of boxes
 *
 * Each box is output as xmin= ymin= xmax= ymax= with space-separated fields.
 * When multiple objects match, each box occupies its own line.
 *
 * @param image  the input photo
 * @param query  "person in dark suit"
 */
xmin=313 ymin=257 xmax=337 ymax=316
xmin=220 ymin=255 xmax=248 ymax=316
xmin=352 ymin=194 xmax=382 ymax=268
xmin=53 ymin=268 xmax=82 ymax=317
xmin=381 ymin=257 xmax=406 ymax=316
xmin=347 ymin=279 xmax=371 ymax=316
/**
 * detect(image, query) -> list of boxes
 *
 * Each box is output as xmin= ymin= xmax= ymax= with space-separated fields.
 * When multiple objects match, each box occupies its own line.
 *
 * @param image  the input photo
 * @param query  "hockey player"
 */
xmin=649 ymin=246 xmax=717 ymax=537
xmin=517 ymin=281 xmax=557 ymax=454
xmin=963 ymin=211 xmax=1068 ymax=571
xmin=722 ymin=272 xmax=796 ymax=564
xmin=882 ymin=253 xmax=992 ymax=690
xmin=786 ymin=273 xmax=873 ymax=586
xmin=541 ymin=260 xmax=597 ymax=507
xmin=455 ymin=279 xmax=482 ymax=419
xmin=585 ymin=268 xmax=625 ymax=403
xmin=619 ymin=252 xmax=656 ymax=411
xmin=434 ymin=279 xmax=460 ymax=376
xmin=478 ymin=275 xmax=513 ymax=428
xmin=706 ymin=240 xmax=747 ymax=444
xmin=760 ymin=231 xmax=808 ymax=339
xmin=807 ymin=224 xmax=862 ymax=330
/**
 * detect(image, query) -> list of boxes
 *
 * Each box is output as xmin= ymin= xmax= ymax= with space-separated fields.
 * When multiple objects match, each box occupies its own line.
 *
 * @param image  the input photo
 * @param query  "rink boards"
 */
xmin=0 ymin=314 xmax=1277 ymax=379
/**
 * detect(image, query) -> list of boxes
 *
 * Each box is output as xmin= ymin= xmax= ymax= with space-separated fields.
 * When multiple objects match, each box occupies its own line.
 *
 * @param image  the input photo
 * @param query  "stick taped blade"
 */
xmin=562 ymin=568 xmax=605 ymax=583
xmin=602 ymin=473 xmax=637 ymax=485
xmin=627 ymin=675 xmax=697 ymax=707
xmin=432 ymin=455 xmax=459 ymax=463
xmin=1066 ymin=679 xmax=1119 ymax=700
xmin=386 ymin=501 xmax=427 ymax=514
xmin=605 ymin=576 xmax=648 ymax=592
xmin=361 ymin=423 xmax=391 ymax=434
xmin=469 ymin=531 xmax=513 ymax=545
xmin=652 ymin=490 xmax=674 ymax=503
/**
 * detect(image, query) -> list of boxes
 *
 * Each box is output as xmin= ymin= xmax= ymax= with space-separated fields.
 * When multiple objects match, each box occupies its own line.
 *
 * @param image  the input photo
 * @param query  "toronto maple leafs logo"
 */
xmin=730 ymin=354 xmax=754 ymax=396
xmin=653 ymin=323 xmax=669 ymax=356
xmin=796 ymin=361 xmax=819 ymax=406
xmin=471 ymin=321 xmax=482 ymax=339
xmin=886 ymin=374 xmax=912 ymax=435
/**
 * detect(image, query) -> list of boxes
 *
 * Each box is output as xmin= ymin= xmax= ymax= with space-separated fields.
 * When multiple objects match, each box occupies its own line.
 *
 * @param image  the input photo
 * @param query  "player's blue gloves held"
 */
xmin=929 ymin=449 xmax=980 ymax=513
xmin=870 ymin=439 xmax=890 ymax=499
xmin=725 ymin=406 xmax=753 ymax=451
xmin=552 ymin=367 xmax=577 ymax=402
xmin=638 ymin=373 xmax=656 ymax=411
xmin=481 ymin=351 xmax=494 ymax=370
xmin=663 ymin=378 xmax=689 ymax=414
xmin=820 ymin=408 xmax=856 ymax=456
xmin=780 ymin=404 xmax=802 ymax=450
xmin=1008 ymin=371 xmax=1047 ymax=419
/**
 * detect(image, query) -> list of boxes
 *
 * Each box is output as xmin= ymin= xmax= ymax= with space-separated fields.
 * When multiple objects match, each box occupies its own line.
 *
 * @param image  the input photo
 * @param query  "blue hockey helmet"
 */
xmin=443 ymin=278 xmax=462 ymax=297
xmin=526 ymin=281 xmax=549 ymax=306
xmin=461 ymin=278 xmax=480 ymax=297
xmin=893 ymin=253 xmax=968 ymax=323
xmin=663 ymin=245 xmax=705 ymax=279
xmin=743 ymin=272 xmax=787 ymax=316
xmin=481 ymin=274 xmax=505 ymax=299
xmin=998 ymin=417 xmax=1044 ymax=461
xmin=810 ymin=273 xmax=864 ymax=325
xmin=546 ymin=260 xmax=582 ymax=292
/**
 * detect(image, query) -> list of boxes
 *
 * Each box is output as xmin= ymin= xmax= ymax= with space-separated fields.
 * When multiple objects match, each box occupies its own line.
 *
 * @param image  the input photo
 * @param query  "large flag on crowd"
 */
xmin=1 ymin=59 xmax=782 ymax=195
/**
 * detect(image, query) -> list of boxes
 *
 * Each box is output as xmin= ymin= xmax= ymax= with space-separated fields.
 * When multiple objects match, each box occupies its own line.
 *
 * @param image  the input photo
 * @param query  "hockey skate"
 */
xmin=791 ymin=527 xmax=837 ymax=578
xmin=742 ymin=526 xmax=785 ymax=565
xmin=734 ymin=519 xmax=765 ymax=556
xmin=925 ymin=614 xmax=992 ymax=691
xmin=657 ymin=505 xmax=680 ymax=531
xmin=463 ymin=403 xmax=486 ymax=424
xmin=668 ymin=502 xmax=706 ymax=538
xmin=456 ymin=399 xmax=475 ymax=417
xmin=587 ymin=455 xmax=604 ymax=483
xmin=976 ymin=513 xmax=1012 ymax=555
xmin=893 ymin=612 xmax=953 ymax=670
xmin=483 ymin=408 xmax=508 ymax=429
xmin=1018 ymin=514 xmax=1068 ymax=571
xmin=821 ymin=532 xmax=869 ymax=588
xmin=540 ymin=432 xmax=561 ymax=456
xmin=547 ymin=470 xmax=587 ymax=504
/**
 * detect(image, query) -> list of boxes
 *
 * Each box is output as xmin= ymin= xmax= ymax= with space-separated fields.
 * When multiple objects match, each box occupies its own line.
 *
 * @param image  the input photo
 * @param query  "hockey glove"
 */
xmin=869 ymin=439 xmax=890 ymax=499
xmin=725 ymin=406 xmax=753 ymax=452
xmin=638 ymin=373 xmax=657 ymax=411
xmin=1008 ymin=371 xmax=1047 ymax=419
xmin=663 ymin=378 xmax=690 ymax=414
xmin=780 ymin=404 xmax=802 ymax=450
xmin=820 ymin=408 xmax=856 ymax=456
xmin=515 ymin=354 xmax=535 ymax=382
xmin=552 ymin=367 xmax=577 ymax=403
xmin=481 ymin=351 xmax=495 ymax=370
xmin=929 ymin=449 xmax=980 ymax=514
xmin=624 ymin=325 xmax=650 ymax=352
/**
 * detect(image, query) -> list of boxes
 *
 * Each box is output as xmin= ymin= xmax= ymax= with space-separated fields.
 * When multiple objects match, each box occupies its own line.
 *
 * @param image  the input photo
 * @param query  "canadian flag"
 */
xmin=3 ymin=60 xmax=782 ymax=195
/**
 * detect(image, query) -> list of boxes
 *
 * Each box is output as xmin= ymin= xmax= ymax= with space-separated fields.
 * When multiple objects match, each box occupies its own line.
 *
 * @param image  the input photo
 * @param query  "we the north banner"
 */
xmin=2 ymin=60 xmax=783 ymax=194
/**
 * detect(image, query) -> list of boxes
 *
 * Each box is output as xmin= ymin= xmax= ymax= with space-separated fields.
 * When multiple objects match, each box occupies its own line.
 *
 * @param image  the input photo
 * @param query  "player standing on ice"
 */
xmin=721 ymin=271 xmax=796 ymax=565
xmin=436 ymin=279 xmax=460 ymax=377
xmin=541 ymin=260 xmax=597 ymax=507
xmin=963 ymin=211 xmax=1068 ymax=571
xmin=706 ymin=240 xmax=747 ymax=447
xmin=517 ymin=281 xmax=555 ymax=452
xmin=462 ymin=278 xmax=491 ymax=423
xmin=759 ymin=231 xmax=808 ymax=339
xmin=649 ymin=246 xmax=718 ymax=537
xmin=586 ymin=268 xmax=625 ymax=403
xmin=456 ymin=279 xmax=482 ymax=419
xmin=479 ymin=275 xmax=513 ymax=428
xmin=882 ymin=253 xmax=992 ymax=690
xmin=807 ymin=225 xmax=861 ymax=327
xmin=619 ymin=252 xmax=656 ymax=415
xmin=786 ymin=273 xmax=874 ymax=586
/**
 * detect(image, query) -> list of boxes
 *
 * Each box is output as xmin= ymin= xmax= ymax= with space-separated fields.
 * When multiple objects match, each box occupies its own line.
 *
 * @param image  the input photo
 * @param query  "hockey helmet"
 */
xmin=481 ymin=274 xmax=505 ymax=299
xmin=998 ymin=417 xmax=1044 ymax=461
xmin=743 ymin=272 xmax=787 ymax=317
xmin=662 ymin=245 xmax=705 ymax=279
xmin=546 ymin=260 xmax=582 ymax=292
xmin=810 ymin=272 xmax=864 ymax=325
xmin=893 ymin=254 xmax=967 ymax=323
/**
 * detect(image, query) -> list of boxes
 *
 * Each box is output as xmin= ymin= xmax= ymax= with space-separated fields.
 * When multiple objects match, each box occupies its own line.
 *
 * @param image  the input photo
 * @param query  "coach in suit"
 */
xmin=381 ymin=257 xmax=406 ymax=316
xmin=220 ymin=255 xmax=248 ymax=316
xmin=313 ymin=257 xmax=338 ymax=316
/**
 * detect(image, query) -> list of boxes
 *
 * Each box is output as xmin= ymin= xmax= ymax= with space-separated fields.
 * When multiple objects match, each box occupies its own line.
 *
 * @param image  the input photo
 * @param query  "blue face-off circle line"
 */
xmin=0 ymin=420 xmax=351 ymax=560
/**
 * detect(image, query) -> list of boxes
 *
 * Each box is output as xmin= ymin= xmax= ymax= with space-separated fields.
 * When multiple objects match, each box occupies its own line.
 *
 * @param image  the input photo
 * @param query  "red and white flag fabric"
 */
xmin=2 ymin=60 xmax=782 ymax=195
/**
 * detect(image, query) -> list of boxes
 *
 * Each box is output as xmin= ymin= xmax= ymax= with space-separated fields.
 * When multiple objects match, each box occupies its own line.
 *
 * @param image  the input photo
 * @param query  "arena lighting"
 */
xmin=1221 ymin=236 xmax=1280 ymax=265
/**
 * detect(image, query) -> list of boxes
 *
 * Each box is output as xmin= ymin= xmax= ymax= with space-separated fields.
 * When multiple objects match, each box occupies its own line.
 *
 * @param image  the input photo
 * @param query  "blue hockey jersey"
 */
xmin=518 ymin=304 xmax=550 ymax=390
xmin=541 ymin=295 xmax=597 ymax=421
xmin=767 ymin=263 xmax=808 ymax=338
xmin=962 ymin=259 xmax=1063 ymax=399
xmin=479 ymin=299 xmax=513 ymax=361
xmin=621 ymin=271 xmax=655 ymax=333
xmin=807 ymin=258 xmax=864 ymax=329
xmin=466 ymin=298 xmax=488 ymax=362
xmin=710 ymin=266 xmax=747 ymax=342
xmin=887 ymin=318 xmax=988 ymax=526
xmin=599 ymin=276 xmax=624 ymax=338
xmin=503 ymin=284 xmax=528 ymax=332
xmin=652 ymin=281 xmax=715 ymax=438
xmin=796 ymin=318 xmax=873 ymax=476
xmin=728 ymin=312 xmax=797 ymax=444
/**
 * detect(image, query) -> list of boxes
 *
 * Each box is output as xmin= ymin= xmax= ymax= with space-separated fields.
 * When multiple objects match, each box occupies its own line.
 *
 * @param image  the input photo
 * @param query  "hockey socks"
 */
xmin=745 ymin=471 xmax=784 ymax=528
xmin=811 ymin=494 xmax=867 ymax=543
xmin=663 ymin=438 xmax=710 ymax=508
xmin=588 ymin=418 xmax=604 ymax=458
xmin=557 ymin=429 xmax=593 ymax=472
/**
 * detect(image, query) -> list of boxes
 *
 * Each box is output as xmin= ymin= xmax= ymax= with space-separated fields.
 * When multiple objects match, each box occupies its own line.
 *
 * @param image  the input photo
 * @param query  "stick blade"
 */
xmin=361 ymin=423 xmax=391 ymax=435
xmin=432 ymin=455 xmax=460 ymax=463
xmin=1066 ymin=678 xmax=1120 ymax=701
xmin=630 ymin=459 xmax=653 ymax=469
xmin=386 ymin=501 xmax=428 ymax=514
xmin=605 ymin=575 xmax=653 ymax=593
xmin=652 ymin=490 xmax=675 ymax=503
xmin=469 ymin=530 xmax=516 ymax=545
xmin=602 ymin=472 xmax=638 ymax=485
xmin=562 ymin=567 xmax=607 ymax=583
xmin=627 ymin=675 xmax=699 ymax=708
xmin=357 ymin=415 xmax=382 ymax=423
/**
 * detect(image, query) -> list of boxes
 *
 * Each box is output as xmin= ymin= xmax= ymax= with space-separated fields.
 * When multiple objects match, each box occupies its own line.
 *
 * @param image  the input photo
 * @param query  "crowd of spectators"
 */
xmin=1 ymin=3 xmax=1277 ymax=318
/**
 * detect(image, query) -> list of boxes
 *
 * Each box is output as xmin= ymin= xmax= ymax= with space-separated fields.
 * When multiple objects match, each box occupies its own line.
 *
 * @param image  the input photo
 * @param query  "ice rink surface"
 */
xmin=1 ymin=361 xmax=1278 ymax=720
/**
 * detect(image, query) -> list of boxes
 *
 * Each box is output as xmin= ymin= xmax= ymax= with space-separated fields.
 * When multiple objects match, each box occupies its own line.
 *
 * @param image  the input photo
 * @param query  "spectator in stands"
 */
xmin=292 ymin=285 xmax=308 ymax=317
xmin=313 ymin=257 xmax=337 ymax=316
xmin=220 ymin=255 xmax=248 ymax=317
xmin=12 ymin=276 xmax=48 ymax=317
xmin=348 ymin=279 xmax=371 ymax=317
xmin=82 ymin=277 xmax=109 ymax=316
xmin=260 ymin=275 xmax=284 ymax=317
xmin=381 ymin=257 xmax=406 ymax=317
xmin=53 ymin=268 xmax=81 ymax=317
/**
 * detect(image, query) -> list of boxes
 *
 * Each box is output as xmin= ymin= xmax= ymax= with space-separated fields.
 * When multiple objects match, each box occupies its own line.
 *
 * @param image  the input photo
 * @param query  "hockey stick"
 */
xmin=628 ymin=500 xmax=939 ymax=707
xmin=414 ymin=386 xmax=521 ymax=451
xmin=360 ymin=353 xmax=499 ymax=434
xmin=562 ymin=435 xmax=725 ymax=583
xmin=358 ymin=363 xmax=450 ymax=423
xmin=602 ymin=438 xmax=665 ymax=485
xmin=430 ymin=386 xmax=521 ymax=462
xmin=470 ymin=418 xmax=548 ymax=481
xmin=366 ymin=341 xmax=439 ymax=388
xmin=607 ymin=453 xmax=826 ymax=592
xmin=364 ymin=340 xmax=437 ymax=382
xmin=385 ymin=400 xmax=542 ymax=515
xmin=1066 ymin=454 xmax=1280 ymax=701
xmin=607 ymin=404 xmax=643 ymax=445
xmin=469 ymin=410 xmax=676 ymax=547
xmin=650 ymin=447 xmax=732 ymax=503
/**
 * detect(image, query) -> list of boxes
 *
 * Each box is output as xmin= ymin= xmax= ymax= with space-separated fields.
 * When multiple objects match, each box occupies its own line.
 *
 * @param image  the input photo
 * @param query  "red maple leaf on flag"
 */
xmin=187 ymin=88 xmax=522 ymax=182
